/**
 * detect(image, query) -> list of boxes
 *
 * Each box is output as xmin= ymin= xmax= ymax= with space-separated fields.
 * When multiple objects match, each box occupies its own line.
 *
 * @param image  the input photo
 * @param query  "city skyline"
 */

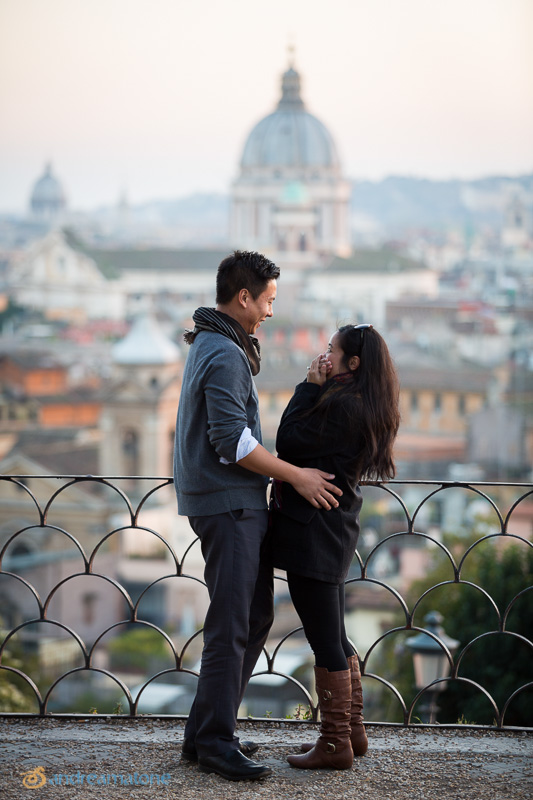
xmin=1 ymin=0 xmax=532 ymax=213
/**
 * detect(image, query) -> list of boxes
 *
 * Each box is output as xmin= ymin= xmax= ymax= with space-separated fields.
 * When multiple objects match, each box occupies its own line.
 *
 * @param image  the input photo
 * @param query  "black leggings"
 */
xmin=287 ymin=572 xmax=355 ymax=672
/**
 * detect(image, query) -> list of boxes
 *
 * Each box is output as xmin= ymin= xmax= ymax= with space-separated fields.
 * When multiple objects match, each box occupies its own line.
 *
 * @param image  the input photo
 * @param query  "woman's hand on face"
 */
xmin=306 ymin=354 xmax=331 ymax=386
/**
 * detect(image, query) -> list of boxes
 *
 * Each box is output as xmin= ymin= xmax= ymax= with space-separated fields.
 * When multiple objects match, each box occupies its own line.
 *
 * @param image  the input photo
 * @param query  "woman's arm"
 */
xmin=276 ymin=400 xmax=351 ymax=461
xmin=276 ymin=358 xmax=352 ymax=461
xmin=277 ymin=353 xmax=330 ymax=426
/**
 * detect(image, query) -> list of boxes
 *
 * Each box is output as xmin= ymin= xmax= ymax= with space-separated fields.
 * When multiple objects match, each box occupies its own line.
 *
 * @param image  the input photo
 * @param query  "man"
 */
xmin=174 ymin=251 xmax=341 ymax=781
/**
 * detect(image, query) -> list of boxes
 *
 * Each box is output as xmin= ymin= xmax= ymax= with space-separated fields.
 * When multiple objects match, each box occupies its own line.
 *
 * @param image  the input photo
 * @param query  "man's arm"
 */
xmin=202 ymin=345 xmax=340 ymax=508
xmin=238 ymin=444 xmax=342 ymax=510
xmin=203 ymin=348 xmax=256 ymax=462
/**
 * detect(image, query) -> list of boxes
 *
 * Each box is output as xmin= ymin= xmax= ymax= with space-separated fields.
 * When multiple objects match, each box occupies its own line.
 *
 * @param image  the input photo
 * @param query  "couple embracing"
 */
xmin=173 ymin=251 xmax=400 ymax=781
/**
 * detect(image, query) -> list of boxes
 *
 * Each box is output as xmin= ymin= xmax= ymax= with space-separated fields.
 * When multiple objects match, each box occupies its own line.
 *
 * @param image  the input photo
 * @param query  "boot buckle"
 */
xmin=326 ymin=742 xmax=336 ymax=753
xmin=322 ymin=689 xmax=332 ymax=700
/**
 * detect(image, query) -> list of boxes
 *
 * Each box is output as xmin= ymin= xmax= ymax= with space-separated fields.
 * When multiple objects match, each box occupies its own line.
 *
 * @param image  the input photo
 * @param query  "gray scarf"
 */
xmin=184 ymin=307 xmax=261 ymax=376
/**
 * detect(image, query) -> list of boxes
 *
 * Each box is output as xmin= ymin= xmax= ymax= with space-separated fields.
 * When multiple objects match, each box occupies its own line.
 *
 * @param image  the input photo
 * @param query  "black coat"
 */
xmin=269 ymin=379 xmax=363 ymax=583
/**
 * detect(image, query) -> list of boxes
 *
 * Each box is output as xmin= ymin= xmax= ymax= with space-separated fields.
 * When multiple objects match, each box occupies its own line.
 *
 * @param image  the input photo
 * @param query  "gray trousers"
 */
xmin=184 ymin=508 xmax=273 ymax=757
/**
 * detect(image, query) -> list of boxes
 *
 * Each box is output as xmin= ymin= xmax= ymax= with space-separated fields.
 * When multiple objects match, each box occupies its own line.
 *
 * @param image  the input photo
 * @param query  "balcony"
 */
xmin=1 ymin=475 xmax=532 ymax=726
xmin=1 ymin=474 xmax=532 ymax=795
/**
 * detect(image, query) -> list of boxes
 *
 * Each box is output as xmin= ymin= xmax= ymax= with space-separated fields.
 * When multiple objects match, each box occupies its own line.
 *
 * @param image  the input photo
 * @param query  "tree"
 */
xmin=107 ymin=625 xmax=173 ymax=673
xmin=0 ymin=617 xmax=37 ymax=712
xmin=372 ymin=532 xmax=533 ymax=726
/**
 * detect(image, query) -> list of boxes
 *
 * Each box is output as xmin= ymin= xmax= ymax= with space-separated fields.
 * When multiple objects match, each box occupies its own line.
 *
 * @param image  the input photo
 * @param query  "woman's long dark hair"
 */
xmin=308 ymin=325 xmax=400 ymax=481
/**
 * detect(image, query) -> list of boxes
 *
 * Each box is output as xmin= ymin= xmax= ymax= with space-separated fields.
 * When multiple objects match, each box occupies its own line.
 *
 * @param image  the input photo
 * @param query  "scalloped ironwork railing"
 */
xmin=0 ymin=475 xmax=531 ymax=729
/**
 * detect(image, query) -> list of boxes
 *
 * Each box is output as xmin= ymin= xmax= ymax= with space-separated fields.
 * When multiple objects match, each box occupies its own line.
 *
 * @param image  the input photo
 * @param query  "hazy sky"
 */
xmin=1 ymin=0 xmax=532 ymax=212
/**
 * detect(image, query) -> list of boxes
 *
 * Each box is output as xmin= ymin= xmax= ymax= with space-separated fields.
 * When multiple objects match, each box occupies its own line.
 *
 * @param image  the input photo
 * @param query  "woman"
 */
xmin=269 ymin=324 xmax=400 ymax=770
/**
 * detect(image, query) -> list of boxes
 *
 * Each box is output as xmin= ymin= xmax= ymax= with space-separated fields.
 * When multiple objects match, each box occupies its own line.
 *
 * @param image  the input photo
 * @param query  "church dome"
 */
xmin=30 ymin=162 xmax=66 ymax=218
xmin=240 ymin=65 xmax=340 ymax=170
xmin=112 ymin=314 xmax=180 ymax=365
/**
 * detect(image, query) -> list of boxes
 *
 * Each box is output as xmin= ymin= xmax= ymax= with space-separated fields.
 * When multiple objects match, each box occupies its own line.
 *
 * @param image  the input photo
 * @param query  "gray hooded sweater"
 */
xmin=173 ymin=330 xmax=268 ymax=516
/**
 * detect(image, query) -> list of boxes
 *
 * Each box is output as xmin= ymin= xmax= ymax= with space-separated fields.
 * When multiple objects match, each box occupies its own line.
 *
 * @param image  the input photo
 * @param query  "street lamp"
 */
xmin=406 ymin=611 xmax=459 ymax=724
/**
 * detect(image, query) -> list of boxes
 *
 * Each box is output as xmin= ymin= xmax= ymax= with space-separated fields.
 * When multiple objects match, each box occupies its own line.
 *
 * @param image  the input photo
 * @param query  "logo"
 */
xmin=21 ymin=767 xmax=46 ymax=789
xmin=19 ymin=766 xmax=171 ymax=789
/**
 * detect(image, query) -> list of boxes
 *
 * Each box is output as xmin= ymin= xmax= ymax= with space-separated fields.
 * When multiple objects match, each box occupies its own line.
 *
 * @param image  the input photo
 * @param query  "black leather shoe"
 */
xmin=181 ymin=737 xmax=259 ymax=762
xmin=197 ymin=749 xmax=271 ymax=781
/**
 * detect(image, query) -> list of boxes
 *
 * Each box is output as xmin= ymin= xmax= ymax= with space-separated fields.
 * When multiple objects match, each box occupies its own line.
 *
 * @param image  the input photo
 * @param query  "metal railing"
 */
xmin=0 ymin=475 xmax=532 ymax=729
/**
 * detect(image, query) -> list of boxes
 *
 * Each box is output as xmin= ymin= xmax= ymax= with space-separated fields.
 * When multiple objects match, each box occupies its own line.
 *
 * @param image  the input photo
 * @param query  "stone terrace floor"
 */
xmin=1 ymin=717 xmax=532 ymax=800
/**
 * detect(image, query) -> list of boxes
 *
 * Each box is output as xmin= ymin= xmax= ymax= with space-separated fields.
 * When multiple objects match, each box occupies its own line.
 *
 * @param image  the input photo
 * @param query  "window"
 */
xmin=122 ymin=429 xmax=140 ymax=475
xmin=82 ymin=593 xmax=98 ymax=626
xmin=11 ymin=541 xmax=31 ymax=555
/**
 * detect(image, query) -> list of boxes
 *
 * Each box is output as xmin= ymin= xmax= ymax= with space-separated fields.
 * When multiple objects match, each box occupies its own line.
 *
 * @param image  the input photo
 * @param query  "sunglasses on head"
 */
xmin=353 ymin=323 xmax=373 ymax=342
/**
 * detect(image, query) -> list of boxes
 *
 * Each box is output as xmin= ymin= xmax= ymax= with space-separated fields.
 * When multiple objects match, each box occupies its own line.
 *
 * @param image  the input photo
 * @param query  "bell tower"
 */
xmin=99 ymin=313 xmax=181 ymax=482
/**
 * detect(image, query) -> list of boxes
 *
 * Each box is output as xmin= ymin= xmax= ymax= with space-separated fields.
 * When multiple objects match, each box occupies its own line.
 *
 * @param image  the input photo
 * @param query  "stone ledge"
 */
xmin=1 ymin=718 xmax=531 ymax=800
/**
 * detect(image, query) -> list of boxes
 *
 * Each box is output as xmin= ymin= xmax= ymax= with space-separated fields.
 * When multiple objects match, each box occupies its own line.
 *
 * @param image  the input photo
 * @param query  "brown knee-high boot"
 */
xmin=347 ymin=654 xmax=368 ymax=756
xmin=299 ymin=655 xmax=368 ymax=757
xmin=287 ymin=666 xmax=353 ymax=770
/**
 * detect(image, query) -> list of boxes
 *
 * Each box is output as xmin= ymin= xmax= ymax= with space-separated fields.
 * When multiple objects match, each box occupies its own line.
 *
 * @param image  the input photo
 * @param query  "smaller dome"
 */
xmin=30 ymin=162 xmax=66 ymax=217
xmin=112 ymin=314 xmax=180 ymax=365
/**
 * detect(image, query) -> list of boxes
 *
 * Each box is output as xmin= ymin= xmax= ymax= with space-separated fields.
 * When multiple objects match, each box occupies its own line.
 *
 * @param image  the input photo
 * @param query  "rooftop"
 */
xmin=86 ymin=246 xmax=229 ymax=276
xmin=111 ymin=314 xmax=180 ymax=366
xmin=324 ymin=249 xmax=427 ymax=273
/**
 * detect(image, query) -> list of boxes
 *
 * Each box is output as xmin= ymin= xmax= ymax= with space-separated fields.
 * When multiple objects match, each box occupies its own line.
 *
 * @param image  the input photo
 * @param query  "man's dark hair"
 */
xmin=216 ymin=250 xmax=280 ymax=305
